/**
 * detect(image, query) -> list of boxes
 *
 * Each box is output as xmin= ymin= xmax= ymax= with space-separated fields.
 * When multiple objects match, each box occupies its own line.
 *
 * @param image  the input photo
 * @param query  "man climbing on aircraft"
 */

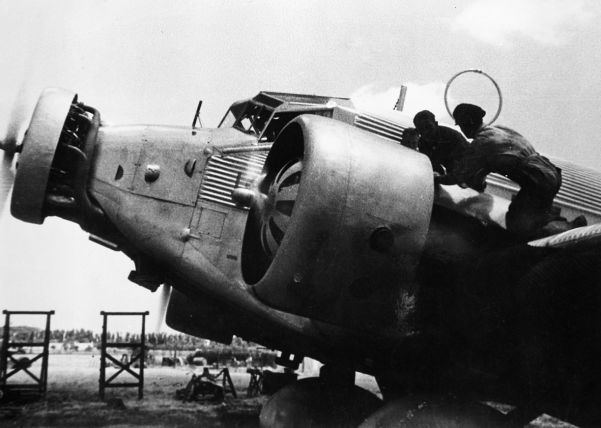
xmin=451 ymin=103 xmax=586 ymax=239
xmin=413 ymin=110 xmax=469 ymax=185
xmin=400 ymin=127 xmax=420 ymax=150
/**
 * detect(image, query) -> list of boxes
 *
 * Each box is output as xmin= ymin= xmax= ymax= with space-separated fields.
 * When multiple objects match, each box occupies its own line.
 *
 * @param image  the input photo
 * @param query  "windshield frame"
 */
xmin=218 ymin=97 xmax=336 ymax=142
xmin=218 ymin=101 xmax=274 ymax=136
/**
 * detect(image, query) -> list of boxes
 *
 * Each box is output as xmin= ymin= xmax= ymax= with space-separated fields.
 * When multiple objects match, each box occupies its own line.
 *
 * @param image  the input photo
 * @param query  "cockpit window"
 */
xmin=219 ymin=102 xmax=273 ymax=136
xmin=219 ymin=98 xmax=335 ymax=142
xmin=219 ymin=109 xmax=237 ymax=129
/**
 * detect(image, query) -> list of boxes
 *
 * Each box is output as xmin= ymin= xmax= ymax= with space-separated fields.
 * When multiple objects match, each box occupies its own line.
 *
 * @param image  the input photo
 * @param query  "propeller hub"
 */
xmin=231 ymin=187 xmax=256 ymax=208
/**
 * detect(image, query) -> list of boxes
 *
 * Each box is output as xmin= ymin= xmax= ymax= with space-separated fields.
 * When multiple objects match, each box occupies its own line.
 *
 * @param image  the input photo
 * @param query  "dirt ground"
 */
xmin=0 ymin=354 xmax=576 ymax=427
xmin=0 ymin=353 xmax=381 ymax=427
xmin=0 ymin=353 xmax=275 ymax=427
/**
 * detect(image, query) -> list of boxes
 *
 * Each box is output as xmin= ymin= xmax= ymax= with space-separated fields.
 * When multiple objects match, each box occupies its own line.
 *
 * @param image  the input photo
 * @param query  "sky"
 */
xmin=1 ymin=0 xmax=600 ymax=332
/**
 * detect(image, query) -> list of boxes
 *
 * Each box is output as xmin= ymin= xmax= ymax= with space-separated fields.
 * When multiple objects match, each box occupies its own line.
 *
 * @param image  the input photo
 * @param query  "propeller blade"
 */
xmin=1 ymin=86 xmax=30 ymax=154
xmin=0 ymin=85 xmax=32 ymax=214
xmin=0 ymin=152 xmax=15 ymax=214
xmin=154 ymin=284 xmax=172 ymax=333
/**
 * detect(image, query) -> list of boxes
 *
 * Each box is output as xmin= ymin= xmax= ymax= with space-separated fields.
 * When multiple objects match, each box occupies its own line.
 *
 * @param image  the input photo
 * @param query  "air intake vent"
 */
xmin=199 ymin=152 xmax=267 ymax=208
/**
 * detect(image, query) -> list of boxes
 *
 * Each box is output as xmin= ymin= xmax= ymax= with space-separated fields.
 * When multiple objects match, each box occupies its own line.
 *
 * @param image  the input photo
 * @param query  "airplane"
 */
xmin=1 ymin=86 xmax=601 ymax=426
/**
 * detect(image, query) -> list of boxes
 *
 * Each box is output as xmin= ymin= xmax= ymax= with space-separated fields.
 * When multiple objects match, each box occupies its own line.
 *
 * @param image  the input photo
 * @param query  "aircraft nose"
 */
xmin=11 ymin=88 xmax=101 ymax=226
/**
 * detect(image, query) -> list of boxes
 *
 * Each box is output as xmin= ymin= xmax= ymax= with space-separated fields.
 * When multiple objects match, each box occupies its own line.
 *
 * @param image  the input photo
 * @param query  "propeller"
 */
xmin=258 ymin=158 xmax=302 ymax=258
xmin=232 ymin=158 xmax=302 ymax=260
xmin=0 ymin=152 xmax=16 ymax=215
xmin=242 ymin=173 xmax=268 ymax=238
xmin=154 ymin=283 xmax=172 ymax=333
xmin=0 ymin=94 xmax=30 ymax=214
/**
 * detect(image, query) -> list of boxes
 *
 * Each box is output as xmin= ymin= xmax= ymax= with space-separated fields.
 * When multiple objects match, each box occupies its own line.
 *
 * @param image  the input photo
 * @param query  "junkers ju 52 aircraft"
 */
xmin=2 ymin=86 xmax=601 ymax=426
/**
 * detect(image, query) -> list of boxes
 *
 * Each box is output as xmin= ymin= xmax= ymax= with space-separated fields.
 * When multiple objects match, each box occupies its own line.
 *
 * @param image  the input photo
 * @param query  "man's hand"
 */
xmin=433 ymin=172 xmax=444 ymax=184
xmin=471 ymin=178 xmax=487 ymax=192
xmin=434 ymin=172 xmax=459 ymax=186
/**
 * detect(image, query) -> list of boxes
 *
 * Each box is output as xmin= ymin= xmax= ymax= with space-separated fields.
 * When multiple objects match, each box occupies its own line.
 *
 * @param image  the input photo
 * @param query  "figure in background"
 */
xmin=413 ymin=110 xmax=469 ymax=185
xmin=401 ymin=127 xmax=420 ymax=150
xmin=452 ymin=103 xmax=586 ymax=239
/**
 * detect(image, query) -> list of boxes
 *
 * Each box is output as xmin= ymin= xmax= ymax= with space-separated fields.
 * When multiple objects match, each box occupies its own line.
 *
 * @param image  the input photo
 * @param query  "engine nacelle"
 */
xmin=11 ymin=88 xmax=105 ymax=229
xmin=241 ymin=115 xmax=434 ymax=330
xmin=12 ymin=88 xmax=78 ymax=224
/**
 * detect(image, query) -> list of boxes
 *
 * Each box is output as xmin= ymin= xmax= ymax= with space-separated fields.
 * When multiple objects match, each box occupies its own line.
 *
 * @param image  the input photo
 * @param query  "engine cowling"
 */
xmin=12 ymin=88 xmax=78 ymax=224
xmin=11 ymin=88 xmax=103 ymax=230
xmin=241 ymin=115 xmax=434 ymax=330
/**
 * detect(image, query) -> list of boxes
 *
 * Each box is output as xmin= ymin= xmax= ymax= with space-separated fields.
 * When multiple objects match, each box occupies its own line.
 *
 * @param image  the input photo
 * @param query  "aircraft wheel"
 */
xmin=259 ymin=377 xmax=381 ymax=427
xmin=359 ymin=395 xmax=513 ymax=428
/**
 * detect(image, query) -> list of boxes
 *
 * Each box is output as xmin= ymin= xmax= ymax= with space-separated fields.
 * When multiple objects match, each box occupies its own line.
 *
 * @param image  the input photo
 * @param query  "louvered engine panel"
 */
xmin=199 ymin=152 xmax=268 ymax=208
xmin=353 ymin=113 xmax=406 ymax=144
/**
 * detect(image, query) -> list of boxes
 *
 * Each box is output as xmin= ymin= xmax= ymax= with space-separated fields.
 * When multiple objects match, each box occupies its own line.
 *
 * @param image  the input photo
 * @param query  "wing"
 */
xmin=528 ymin=222 xmax=601 ymax=250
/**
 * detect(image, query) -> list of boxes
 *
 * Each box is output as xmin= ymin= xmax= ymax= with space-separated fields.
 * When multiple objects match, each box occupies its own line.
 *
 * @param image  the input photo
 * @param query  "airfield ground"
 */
xmin=0 ymin=354 xmax=574 ymax=427
xmin=0 ymin=353 xmax=380 ymax=427
xmin=0 ymin=353 xmax=271 ymax=427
